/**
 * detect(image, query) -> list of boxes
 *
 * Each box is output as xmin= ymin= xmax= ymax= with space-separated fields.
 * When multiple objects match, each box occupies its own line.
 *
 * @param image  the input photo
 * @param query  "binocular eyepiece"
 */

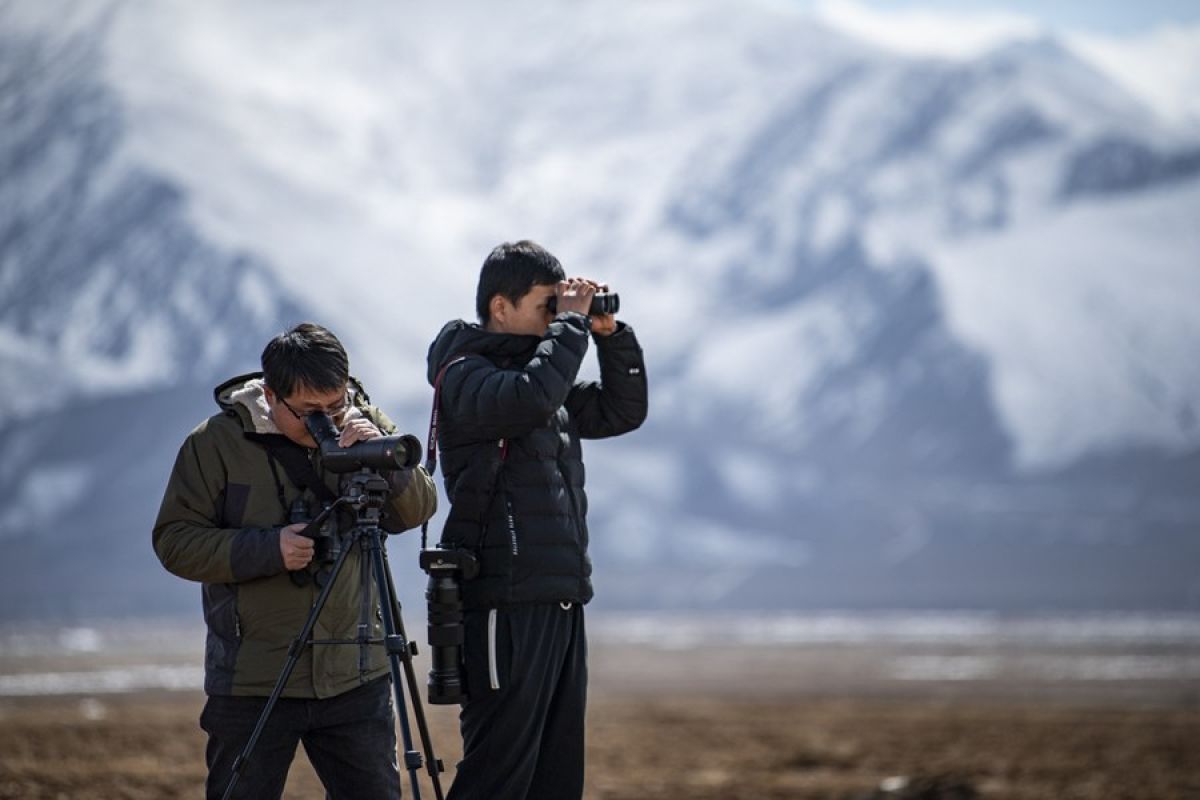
xmin=305 ymin=412 xmax=422 ymax=473
xmin=546 ymin=291 xmax=619 ymax=317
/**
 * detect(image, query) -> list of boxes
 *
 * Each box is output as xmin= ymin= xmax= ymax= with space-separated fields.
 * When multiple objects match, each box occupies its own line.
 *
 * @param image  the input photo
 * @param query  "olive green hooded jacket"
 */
xmin=153 ymin=373 xmax=437 ymax=698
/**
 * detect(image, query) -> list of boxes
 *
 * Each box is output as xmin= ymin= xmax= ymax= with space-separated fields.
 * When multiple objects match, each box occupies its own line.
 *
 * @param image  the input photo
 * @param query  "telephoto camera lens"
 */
xmin=426 ymin=573 xmax=467 ymax=704
xmin=305 ymin=412 xmax=422 ymax=473
xmin=546 ymin=291 xmax=620 ymax=317
xmin=419 ymin=548 xmax=479 ymax=705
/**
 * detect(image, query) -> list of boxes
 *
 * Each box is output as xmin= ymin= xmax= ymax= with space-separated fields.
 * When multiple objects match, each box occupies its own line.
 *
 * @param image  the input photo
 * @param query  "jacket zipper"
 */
xmin=558 ymin=451 xmax=586 ymax=586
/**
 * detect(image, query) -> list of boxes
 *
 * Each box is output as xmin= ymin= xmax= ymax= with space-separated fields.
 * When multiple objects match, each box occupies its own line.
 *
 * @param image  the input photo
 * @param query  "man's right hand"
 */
xmin=555 ymin=277 xmax=596 ymax=317
xmin=280 ymin=523 xmax=315 ymax=571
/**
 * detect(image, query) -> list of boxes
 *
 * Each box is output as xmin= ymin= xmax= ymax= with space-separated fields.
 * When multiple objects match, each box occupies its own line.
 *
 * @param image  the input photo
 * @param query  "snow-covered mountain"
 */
xmin=2 ymin=1 xmax=1198 ymax=618
xmin=1 ymin=12 xmax=308 ymax=418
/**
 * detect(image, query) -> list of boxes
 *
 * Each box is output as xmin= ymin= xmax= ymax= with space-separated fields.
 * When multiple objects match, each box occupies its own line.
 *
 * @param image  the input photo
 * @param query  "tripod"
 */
xmin=221 ymin=469 xmax=445 ymax=800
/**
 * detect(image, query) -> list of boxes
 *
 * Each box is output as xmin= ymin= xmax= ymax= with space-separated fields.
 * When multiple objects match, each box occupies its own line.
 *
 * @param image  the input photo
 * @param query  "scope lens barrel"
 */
xmin=304 ymin=412 xmax=422 ymax=473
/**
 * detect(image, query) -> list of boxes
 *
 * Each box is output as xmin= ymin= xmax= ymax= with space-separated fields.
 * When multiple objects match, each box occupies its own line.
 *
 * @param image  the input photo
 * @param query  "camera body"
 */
xmin=289 ymin=498 xmax=341 ymax=567
xmin=419 ymin=547 xmax=480 ymax=704
xmin=546 ymin=291 xmax=619 ymax=317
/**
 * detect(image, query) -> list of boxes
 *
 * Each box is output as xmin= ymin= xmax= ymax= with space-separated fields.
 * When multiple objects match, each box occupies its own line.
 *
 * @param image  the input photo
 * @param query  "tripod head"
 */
xmin=289 ymin=468 xmax=393 ymax=574
xmin=341 ymin=468 xmax=392 ymax=526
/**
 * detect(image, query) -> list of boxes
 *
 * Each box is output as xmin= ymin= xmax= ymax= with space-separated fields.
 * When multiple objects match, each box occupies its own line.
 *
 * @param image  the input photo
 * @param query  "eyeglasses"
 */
xmin=277 ymin=390 xmax=352 ymax=421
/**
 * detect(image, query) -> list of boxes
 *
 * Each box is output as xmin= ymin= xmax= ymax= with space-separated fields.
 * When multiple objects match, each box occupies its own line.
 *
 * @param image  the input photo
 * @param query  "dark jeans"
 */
xmin=200 ymin=676 xmax=400 ymax=800
xmin=448 ymin=602 xmax=588 ymax=800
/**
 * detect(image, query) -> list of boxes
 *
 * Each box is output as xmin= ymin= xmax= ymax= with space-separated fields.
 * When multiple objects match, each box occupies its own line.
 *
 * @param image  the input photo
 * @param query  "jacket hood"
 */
xmin=426 ymin=320 xmax=541 ymax=386
xmin=212 ymin=373 xmax=274 ymax=434
xmin=211 ymin=372 xmax=367 ymax=435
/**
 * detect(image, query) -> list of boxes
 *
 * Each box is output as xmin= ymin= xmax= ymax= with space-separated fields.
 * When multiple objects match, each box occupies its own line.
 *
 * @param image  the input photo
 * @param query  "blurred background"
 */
xmin=4 ymin=0 xmax=1199 ymax=617
xmin=2 ymin=1 xmax=1199 ymax=796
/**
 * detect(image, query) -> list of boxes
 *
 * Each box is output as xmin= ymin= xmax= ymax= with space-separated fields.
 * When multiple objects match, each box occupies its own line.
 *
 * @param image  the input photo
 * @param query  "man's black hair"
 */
xmin=261 ymin=322 xmax=349 ymax=398
xmin=476 ymin=240 xmax=566 ymax=324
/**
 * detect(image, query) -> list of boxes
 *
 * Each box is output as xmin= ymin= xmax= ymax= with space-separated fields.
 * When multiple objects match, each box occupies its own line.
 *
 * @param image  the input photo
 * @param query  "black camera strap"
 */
xmin=255 ymin=434 xmax=339 ymax=507
xmin=253 ymin=435 xmax=341 ymax=588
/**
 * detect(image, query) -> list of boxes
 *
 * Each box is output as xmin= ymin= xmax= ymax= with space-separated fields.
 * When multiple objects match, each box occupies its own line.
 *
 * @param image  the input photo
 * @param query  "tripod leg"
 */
xmin=220 ymin=541 xmax=357 ymax=800
xmin=365 ymin=529 xmax=445 ymax=800
xmin=381 ymin=542 xmax=447 ymax=799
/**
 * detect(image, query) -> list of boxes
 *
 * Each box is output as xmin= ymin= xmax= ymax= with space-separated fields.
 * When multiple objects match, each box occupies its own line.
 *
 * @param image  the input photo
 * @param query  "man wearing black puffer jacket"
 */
xmin=427 ymin=240 xmax=648 ymax=800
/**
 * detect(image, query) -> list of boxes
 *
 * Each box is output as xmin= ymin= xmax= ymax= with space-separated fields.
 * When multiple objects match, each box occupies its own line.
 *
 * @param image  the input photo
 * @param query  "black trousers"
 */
xmin=200 ymin=676 xmax=400 ymax=800
xmin=448 ymin=602 xmax=588 ymax=800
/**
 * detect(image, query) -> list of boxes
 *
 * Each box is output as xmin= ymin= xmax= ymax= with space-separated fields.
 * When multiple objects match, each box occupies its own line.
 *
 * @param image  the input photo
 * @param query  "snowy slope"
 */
xmin=0 ymin=10 xmax=308 ymax=420
xmin=927 ymin=180 xmax=1200 ymax=466
xmin=72 ymin=0 xmax=1199 ymax=469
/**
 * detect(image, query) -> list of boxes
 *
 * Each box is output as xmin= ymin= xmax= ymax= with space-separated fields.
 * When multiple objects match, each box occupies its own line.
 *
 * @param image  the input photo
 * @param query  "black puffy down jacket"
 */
xmin=425 ymin=312 xmax=647 ymax=610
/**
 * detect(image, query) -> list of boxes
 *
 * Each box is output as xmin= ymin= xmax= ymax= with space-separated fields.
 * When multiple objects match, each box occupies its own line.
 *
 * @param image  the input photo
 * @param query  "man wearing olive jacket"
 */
xmin=427 ymin=241 xmax=648 ymax=800
xmin=153 ymin=322 xmax=437 ymax=800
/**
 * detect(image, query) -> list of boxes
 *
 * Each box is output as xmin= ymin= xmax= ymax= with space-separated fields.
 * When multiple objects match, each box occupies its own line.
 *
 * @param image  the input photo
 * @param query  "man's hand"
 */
xmin=555 ymin=277 xmax=596 ymax=317
xmin=557 ymin=277 xmax=616 ymax=335
xmin=337 ymin=418 xmax=382 ymax=447
xmin=280 ymin=523 xmax=315 ymax=571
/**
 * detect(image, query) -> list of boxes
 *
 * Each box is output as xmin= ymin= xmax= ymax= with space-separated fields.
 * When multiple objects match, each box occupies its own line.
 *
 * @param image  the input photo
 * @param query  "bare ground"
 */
xmin=1 ymin=690 xmax=1198 ymax=799
xmin=3 ymin=632 xmax=1199 ymax=799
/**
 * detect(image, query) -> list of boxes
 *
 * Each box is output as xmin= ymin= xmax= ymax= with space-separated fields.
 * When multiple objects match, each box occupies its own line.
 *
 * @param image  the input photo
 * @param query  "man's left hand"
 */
xmin=591 ymin=314 xmax=617 ymax=336
xmin=338 ymin=418 xmax=382 ymax=447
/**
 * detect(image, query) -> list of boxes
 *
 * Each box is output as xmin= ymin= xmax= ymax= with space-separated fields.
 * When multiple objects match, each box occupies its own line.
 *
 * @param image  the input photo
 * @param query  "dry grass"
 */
xmin=1 ymin=690 xmax=1198 ymax=799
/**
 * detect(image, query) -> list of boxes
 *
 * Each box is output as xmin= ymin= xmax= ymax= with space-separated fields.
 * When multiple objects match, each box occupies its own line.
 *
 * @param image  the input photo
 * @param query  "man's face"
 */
xmin=488 ymin=283 xmax=557 ymax=337
xmin=264 ymin=383 xmax=350 ymax=448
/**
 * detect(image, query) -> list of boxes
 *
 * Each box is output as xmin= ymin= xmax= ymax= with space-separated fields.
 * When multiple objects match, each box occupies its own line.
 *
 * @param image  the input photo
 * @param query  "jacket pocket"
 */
xmin=203 ymin=583 xmax=239 ymax=641
xmin=201 ymin=583 xmax=241 ymax=694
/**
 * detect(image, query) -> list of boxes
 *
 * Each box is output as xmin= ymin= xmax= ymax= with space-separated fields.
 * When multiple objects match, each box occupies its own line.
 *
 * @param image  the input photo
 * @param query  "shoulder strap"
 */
xmin=423 ymin=355 xmax=469 ymax=481
xmin=420 ymin=354 xmax=510 ymax=550
xmin=256 ymin=435 xmax=338 ymax=506
xmin=421 ymin=355 xmax=467 ymax=549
